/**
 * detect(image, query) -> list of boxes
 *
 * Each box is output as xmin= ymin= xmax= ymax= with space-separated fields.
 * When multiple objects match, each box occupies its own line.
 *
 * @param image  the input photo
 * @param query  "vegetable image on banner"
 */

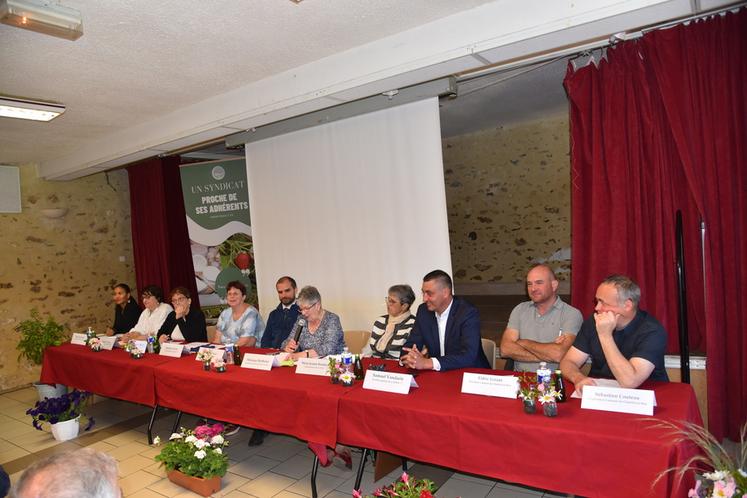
xmin=179 ymin=159 xmax=257 ymax=314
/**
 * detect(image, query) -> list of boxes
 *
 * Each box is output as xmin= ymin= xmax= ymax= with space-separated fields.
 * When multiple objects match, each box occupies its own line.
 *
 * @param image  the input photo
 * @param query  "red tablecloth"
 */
xmin=40 ymin=343 xmax=178 ymax=406
xmin=153 ymin=354 xmax=352 ymax=448
xmin=337 ymin=366 xmax=702 ymax=498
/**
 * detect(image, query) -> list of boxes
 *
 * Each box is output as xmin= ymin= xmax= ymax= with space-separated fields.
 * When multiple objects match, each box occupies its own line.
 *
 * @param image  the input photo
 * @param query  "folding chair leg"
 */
xmin=354 ymin=448 xmax=370 ymax=490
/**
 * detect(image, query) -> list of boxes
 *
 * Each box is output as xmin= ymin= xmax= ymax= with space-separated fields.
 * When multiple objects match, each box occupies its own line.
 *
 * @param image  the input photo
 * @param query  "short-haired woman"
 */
xmin=122 ymin=285 xmax=172 ymax=341
xmin=281 ymin=285 xmax=344 ymax=360
xmin=157 ymin=287 xmax=208 ymax=343
xmin=214 ymin=281 xmax=264 ymax=347
xmin=361 ymin=284 xmax=416 ymax=360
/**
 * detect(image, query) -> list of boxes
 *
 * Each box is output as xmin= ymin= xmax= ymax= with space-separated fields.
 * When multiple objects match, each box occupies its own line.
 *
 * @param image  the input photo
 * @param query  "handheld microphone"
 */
xmin=292 ymin=318 xmax=306 ymax=343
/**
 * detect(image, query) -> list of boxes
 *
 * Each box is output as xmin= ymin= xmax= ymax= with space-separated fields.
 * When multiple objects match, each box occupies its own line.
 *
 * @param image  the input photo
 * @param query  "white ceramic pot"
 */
xmin=34 ymin=383 xmax=68 ymax=401
xmin=51 ymin=416 xmax=80 ymax=442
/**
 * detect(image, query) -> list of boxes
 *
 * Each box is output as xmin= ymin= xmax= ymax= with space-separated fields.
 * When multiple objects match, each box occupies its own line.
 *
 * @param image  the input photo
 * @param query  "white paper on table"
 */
xmin=571 ymin=378 xmax=620 ymax=398
xmin=295 ymin=357 xmax=329 ymax=376
xmin=70 ymin=333 xmax=87 ymax=345
xmin=240 ymin=353 xmax=275 ymax=370
xmin=362 ymin=370 xmax=415 ymax=394
xmin=159 ymin=343 xmax=184 ymax=357
xmin=99 ymin=336 xmax=117 ymax=350
xmin=581 ymin=385 xmax=657 ymax=415
xmin=133 ymin=340 xmax=147 ymax=353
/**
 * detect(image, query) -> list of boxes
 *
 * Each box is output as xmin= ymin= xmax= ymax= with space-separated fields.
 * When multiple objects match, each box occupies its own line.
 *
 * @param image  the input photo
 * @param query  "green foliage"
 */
xmin=16 ymin=309 xmax=68 ymax=365
xmin=154 ymin=425 xmax=229 ymax=479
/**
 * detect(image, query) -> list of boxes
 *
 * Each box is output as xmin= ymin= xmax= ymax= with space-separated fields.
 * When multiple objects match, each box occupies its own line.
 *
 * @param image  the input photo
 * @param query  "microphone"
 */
xmin=292 ymin=318 xmax=306 ymax=343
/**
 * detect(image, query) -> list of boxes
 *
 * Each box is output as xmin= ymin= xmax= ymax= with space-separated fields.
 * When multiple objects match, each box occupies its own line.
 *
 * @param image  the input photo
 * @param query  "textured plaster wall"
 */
xmin=443 ymin=115 xmax=571 ymax=284
xmin=0 ymin=165 xmax=135 ymax=391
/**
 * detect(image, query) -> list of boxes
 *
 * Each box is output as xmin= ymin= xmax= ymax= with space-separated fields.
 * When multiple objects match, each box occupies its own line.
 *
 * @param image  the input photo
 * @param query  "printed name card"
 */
xmin=70 ymin=333 xmax=87 ymax=345
xmin=241 ymin=353 xmax=274 ymax=371
xmin=581 ymin=386 xmax=657 ymax=415
xmin=461 ymin=372 xmax=519 ymax=398
xmin=99 ymin=336 xmax=116 ymax=350
xmin=363 ymin=370 xmax=414 ymax=395
xmin=295 ymin=357 xmax=330 ymax=376
xmin=159 ymin=343 xmax=184 ymax=358
xmin=133 ymin=340 xmax=147 ymax=353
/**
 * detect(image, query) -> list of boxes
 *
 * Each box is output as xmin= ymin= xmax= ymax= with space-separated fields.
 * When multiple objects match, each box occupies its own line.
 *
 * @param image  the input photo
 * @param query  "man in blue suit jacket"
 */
xmin=402 ymin=270 xmax=490 ymax=371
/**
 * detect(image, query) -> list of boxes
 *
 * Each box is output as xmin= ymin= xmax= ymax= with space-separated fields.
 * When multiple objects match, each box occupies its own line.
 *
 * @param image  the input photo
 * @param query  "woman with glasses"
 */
xmin=121 ymin=285 xmax=172 ymax=341
xmin=361 ymin=284 xmax=417 ymax=360
xmin=214 ymin=280 xmax=264 ymax=347
xmin=281 ymin=285 xmax=344 ymax=360
xmin=157 ymin=287 xmax=207 ymax=343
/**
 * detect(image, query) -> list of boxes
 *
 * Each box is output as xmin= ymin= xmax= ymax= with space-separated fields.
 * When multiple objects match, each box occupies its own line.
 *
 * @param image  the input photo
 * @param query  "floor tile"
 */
xmin=230 ymin=455 xmax=286 ymax=479
xmin=270 ymin=453 xmax=315 ymax=480
xmin=452 ymin=472 xmax=500 ymax=487
xmin=120 ymin=469 xmax=163 ymax=496
xmin=0 ymin=442 xmax=30 ymax=464
xmin=212 ymin=471 xmax=250 ymax=497
xmin=437 ymin=476 xmax=494 ymax=498
xmin=238 ymin=471 xmax=296 ymax=497
xmin=219 ymin=491 xmax=254 ymax=498
xmin=147 ymin=476 xmax=191 ymax=497
xmin=256 ymin=441 xmax=307 ymax=462
xmin=273 ymin=491 xmax=308 ymax=498
xmin=128 ymin=488 xmax=169 ymax=498
xmin=284 ymin=471 xmax=347 ymax=498
xmin=2 ymin=387 xmax=39 ymax=404
xmin=109 ymin=441 xmax=153 ymax=461
xmin=119 ymin=454 xmax=158 ymax=477
xmin=321 ymin=491 xmax=352 ymax=498
xmin=488 ymin=481 xmax=545 ymax=497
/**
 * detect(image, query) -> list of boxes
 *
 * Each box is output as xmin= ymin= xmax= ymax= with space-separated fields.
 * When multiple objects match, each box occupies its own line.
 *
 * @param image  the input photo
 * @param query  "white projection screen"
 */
xmin=245 ymin=97 xmax=451 ymax=330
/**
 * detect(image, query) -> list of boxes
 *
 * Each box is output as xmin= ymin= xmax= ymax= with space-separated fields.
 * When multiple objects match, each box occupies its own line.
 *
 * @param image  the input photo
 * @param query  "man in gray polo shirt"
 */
xmin=499 ymin=264 xmax=583 ymax=372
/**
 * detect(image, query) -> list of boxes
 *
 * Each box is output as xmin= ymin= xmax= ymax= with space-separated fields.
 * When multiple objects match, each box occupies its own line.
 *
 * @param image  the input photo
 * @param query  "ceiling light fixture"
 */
xmin=0 ymin=96 xmax=66 ymax=121
xmin=0 ymin=0 xmax=83 ymax=41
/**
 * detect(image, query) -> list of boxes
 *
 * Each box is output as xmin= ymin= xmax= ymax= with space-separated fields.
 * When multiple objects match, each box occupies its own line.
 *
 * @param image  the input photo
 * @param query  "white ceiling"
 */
xmin=0 ymin=0 xmax=736 ymax=179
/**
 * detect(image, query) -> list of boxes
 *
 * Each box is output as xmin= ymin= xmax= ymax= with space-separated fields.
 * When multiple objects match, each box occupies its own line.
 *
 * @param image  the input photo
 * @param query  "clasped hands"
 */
xmin=400 ymin=345 xmax=430 ymax=370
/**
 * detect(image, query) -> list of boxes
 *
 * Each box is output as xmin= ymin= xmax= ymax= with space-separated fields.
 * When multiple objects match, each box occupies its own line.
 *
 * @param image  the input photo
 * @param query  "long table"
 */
xmin=40 ymin=344 xmax=702 ymax=498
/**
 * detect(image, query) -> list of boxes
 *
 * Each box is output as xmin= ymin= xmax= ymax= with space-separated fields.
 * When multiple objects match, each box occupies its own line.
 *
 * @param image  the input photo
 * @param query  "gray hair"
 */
xmin=13 ymin=448 xmax=120 ymax=498
xmin=602 ymin=274 xmax=641 ymax=308
xmin=297 ymin=285 xmax=321 ymax=306
xmin=388 ymin=284 xmax=416 ymax=309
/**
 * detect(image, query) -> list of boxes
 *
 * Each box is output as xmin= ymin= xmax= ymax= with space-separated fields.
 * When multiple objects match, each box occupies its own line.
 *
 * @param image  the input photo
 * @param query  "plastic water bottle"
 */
xmin=536 ymin=361 xmax=552 ymax=387
xmin=225 ymin=344 xmax=235 ymax=365
xmin=146 ymin=336 xmax=155 ymax=354
xmin=85 ymin=326 xmax=96 ymax=345
xmin=341 ymin=347 xmax=353 ymax=373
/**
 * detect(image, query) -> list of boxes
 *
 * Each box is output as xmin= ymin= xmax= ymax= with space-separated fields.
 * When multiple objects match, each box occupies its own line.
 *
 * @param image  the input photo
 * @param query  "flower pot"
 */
xmin=34 ymin=383 xmax=68 ymax=401
xmin=167 ymin=469 xmax=221 ymax=497
xmin=543 ymin=401 xmax=558 ymax=417
xmin=51 ymin=416 xmax=80 ymax=441
xmin=522 ymin=399 xmax=537 ymax=414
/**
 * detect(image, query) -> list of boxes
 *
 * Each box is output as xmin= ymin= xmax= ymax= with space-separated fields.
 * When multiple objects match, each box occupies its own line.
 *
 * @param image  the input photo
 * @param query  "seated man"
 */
xmin=12 ymin=448 xmax=120 ymax=498
xmin=560 ymin=274 xmax=669 ymax=394
xmin=401 ymin=270 xmax=490 ymax=371
xmin=500 ymin=264 xmax=582 ymax=372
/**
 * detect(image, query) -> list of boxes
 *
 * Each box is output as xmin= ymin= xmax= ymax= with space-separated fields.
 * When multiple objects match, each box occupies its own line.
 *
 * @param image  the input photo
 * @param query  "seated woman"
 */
xmin=121 ymin=285 xmax=172 ymax=341
xmin=282 ymin=285 xmax=344 ymax=359
xmin=214 ymin=281 xmax=264 ymax=347
xmin=361 ymin=284 xmax=416 ymax=360
xmin=157 ymin=287 xmax=207 ymax=343
xmin=105 ymin=283 xmax=140 ymax=336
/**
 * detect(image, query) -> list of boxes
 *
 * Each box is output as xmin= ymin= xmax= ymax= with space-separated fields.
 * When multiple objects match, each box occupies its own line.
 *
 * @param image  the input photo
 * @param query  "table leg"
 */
xmin=147 ymin=404 xmax=159 ymax=445
xmin=354 ymin=448 xmax=370 ymax=491
xmin=171 ymin=411 xmax=183 ymax=434
xmin=310 ymin=455 xmax=319 ymax=498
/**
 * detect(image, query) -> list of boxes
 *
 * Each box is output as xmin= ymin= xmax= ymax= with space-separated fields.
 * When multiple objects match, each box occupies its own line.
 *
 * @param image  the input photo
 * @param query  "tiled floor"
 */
xmin=0 ymin=386 xmax=570 ymax=497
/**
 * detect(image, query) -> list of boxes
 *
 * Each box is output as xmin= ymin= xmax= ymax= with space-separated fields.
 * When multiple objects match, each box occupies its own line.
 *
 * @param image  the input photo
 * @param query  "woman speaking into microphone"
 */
xmin=281 ymin=286 xmax=344 ymax=360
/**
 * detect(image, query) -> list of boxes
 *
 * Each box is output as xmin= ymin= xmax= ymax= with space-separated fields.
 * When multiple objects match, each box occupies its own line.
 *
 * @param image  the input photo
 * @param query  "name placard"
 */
xmin=159 ymin=343 xmax=184 ymax=358
xmin=70 ymin=333 xmax=87 ymax=346
xmin=363 ymin=370 xmax=414 ymax=395
xmin=581 ymin=386 xmax=656 ymax=415
xmin=99 ymin=336 xmax=116 ymax=350
xmin=295 ymin=358 xmax=329 ymax=376
xmin=241 ymin=353 xmax=274 ymax=371
xmin=461 ymin=372 xmax=519 ymax=398
xmin=133 ymin=340 xmax=147 ymax=353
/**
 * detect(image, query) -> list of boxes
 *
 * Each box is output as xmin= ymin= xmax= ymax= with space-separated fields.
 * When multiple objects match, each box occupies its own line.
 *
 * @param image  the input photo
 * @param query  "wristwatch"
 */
xmin=306 ymin=351 xmax=309 ymax=358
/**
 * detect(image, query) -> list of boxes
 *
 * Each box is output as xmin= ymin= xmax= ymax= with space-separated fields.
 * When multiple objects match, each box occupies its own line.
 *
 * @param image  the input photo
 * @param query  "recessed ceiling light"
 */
xmin=0 ymin=96 xmax=65 ymax=122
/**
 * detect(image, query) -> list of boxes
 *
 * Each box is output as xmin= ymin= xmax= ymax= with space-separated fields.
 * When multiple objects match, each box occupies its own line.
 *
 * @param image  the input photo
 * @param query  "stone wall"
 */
xmin=443 ymin=115 xmax=571 ymax=285
xmin=0 ymin=165 xmax=135 ymax=391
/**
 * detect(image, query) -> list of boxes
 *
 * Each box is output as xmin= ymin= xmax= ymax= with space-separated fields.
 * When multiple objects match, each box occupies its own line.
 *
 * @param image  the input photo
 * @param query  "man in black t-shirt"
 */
xmin=560 ymin=274 xmax=668 ymax=395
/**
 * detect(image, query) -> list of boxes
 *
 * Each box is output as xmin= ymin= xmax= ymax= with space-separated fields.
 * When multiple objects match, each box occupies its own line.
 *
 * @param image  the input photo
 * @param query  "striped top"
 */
xmin=361 ymin=314 xmax=416 ymax=360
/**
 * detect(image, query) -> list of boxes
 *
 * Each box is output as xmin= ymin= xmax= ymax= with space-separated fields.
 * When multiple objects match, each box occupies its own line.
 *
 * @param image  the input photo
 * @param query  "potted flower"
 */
xmin=518 ymin=372 xmax=538 ymax=414
xmin=354 ymin=471 xmax=436 ymax=498
xmin=656 ymin=420 xmax=746 ymax=497
xmin=16 ymin=309 xmax=69 ymax=400
xmin=26 ymin=389 xmax=95 ymax=441
xmin=537 ymin=380 xmax=561 ymax=417
xmin=154 ymin=423 xmax=229 ymax=497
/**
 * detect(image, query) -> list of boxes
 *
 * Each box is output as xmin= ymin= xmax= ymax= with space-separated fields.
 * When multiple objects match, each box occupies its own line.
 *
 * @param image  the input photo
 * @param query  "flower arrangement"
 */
xmin=196 ymin=349 xmax=216 ymax=363
xmin=154 ymin=423 xmax=230 ymax=479
xmin=88 ymin=337 xmax=102 ymax=351
xmin=339 ymin=371 xmax=354 ymax=386
xmin=354 ymin=472 xmax=436 ymax=498
xmin=517 ymin=372 xmax=538 ymax=402
xmin=328 ymin=357 xmax=347 ymax=383
xmin=26 ymin=389 xmax=94 ymax=431
xmin=214 ymin=360 xmax=227 ymax=373
xmin=656 ymin=420 xmax=745 ymax=498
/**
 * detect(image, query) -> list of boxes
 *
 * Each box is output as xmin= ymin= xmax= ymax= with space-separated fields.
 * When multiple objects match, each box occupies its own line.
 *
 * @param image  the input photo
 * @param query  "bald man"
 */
xmin=500 ymin=264 xmax=582 ymax=372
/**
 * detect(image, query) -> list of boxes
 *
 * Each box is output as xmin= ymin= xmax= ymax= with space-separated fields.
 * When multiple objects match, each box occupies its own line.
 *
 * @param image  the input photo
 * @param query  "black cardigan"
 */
xmin=157 ymin=308 xmax=208 ymax=343
xmin=112 ymin=298 xmax=141 ymax=334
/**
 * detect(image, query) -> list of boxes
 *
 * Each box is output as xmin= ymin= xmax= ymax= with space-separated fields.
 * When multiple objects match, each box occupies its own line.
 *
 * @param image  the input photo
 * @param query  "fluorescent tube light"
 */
xmin=0 ymin=0 xmax=83 ymax=41
xmin=0 ymin=96 xmax=65 ymax=121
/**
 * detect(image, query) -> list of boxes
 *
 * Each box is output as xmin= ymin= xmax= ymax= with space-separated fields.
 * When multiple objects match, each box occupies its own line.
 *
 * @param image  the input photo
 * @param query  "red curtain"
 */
xmin=565 ymin=9 xmax=746 ymax=439
xmin=642 ymin=10 xmax=747 ymax=441
xmin=127 ymin=156 xmax=199 ymax=302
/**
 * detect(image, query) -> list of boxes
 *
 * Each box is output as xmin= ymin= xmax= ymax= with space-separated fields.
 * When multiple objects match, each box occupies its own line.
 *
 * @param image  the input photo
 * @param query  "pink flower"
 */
xmin=688 ymin=479 xmax=701 ymax=497
xmin=537 ymin=383 xmax=545 ymax=392
xmin=401 ymin=471 xmax=409 ymax=485
xmin=353 ymin=489 xmax=362 ymax=498
xmin=712 ymin=478 xmax=737 ymax=498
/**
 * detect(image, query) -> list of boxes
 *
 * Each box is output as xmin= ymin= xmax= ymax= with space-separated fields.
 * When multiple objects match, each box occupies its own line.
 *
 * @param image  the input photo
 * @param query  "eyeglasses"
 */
xmin=385 ymin=298 xmax=401 ymax=305
xmin=172 ymin=296 xmax=188 ymax=304
xmin=298 ymin=302 xmax=318 ymax=312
